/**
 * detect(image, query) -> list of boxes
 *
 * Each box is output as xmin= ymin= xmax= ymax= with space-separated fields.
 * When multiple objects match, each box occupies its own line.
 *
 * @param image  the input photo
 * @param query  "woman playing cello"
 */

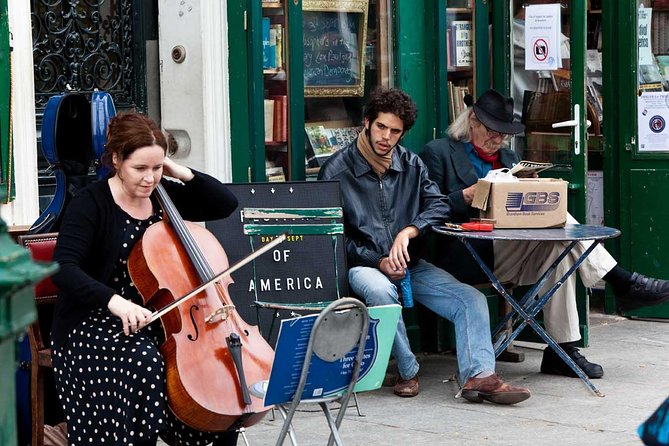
xmin=51 ymin=113 xmax=240 ymax=446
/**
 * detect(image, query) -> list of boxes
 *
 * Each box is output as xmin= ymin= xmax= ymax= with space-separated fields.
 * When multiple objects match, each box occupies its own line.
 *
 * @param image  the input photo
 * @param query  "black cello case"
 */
xmin=29 ymin=90 xmax=116 ymax=234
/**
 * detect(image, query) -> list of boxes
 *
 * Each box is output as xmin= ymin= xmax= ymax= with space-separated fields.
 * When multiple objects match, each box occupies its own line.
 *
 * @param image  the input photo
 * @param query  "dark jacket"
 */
xmin=51 ymin=170 xmax=238 ymax=347
xmin=318 ymin=139 xmax=451 ymax=269
xmin=420 ymin=137 xmax=519 ymax=284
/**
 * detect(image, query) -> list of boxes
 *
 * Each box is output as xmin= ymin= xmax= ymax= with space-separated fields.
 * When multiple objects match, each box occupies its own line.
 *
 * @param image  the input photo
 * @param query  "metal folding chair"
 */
xmin=273 ymin=297 xmax=369 ymax=446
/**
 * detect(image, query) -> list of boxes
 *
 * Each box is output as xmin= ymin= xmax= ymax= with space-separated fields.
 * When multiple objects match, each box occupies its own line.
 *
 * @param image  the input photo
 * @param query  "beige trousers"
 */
xmin=492 ymin=215 xmax=617 ymax=343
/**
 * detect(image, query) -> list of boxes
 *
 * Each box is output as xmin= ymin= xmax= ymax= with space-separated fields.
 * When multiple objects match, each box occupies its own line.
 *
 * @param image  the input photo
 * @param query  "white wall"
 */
xmin=1 ymin=0 xmax=39 ymax=226
xmin=1 ymin=1 xmax=232 ymax=227
xmin=158 ymin=0 xmax=232 ymax=181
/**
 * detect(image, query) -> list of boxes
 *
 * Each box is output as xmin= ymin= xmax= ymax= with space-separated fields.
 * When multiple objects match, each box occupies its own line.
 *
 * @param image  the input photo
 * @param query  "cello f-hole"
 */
xmin=187 ymin=305 xmax=200 ymax=341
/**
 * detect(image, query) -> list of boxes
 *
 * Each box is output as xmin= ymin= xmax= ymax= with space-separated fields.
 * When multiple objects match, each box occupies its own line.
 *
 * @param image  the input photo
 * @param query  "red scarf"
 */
xmin=473 ymin=144 xmax=502 ymax=169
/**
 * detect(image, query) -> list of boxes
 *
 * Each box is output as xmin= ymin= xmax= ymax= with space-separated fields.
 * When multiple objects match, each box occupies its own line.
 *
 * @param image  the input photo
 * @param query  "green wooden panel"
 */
xmin=603 ymin=3 xmax=669 ymax=316
xmin=227 ymin=1 xmax=253 ymax=183
xmin=0 ymin=0 xmax=11 ymax=202
xmin=287 ymin=0 xmax=305 ymax=180
xmin=243 ymin=207 xmax=343 ymax=219
xmin=430 ymin=0 xmax=448 ymax=138
xmin=394 ymin=0 xmax=431 ymax=152
xmin=0 ymin=339 xmax=17 ymax=446
xmin=491 ymin=0 xmax=511 ymax=94
xmin=601 ymin=1 xmax=622 ymax=314
xmin=472 ymin=0 xmax=489 ymax=94
xmin=248 ymin=0 xmax=269 ymax=182
xmin=244 ymin=223 xmax=344 ymax=236
xmin=568 ymin=0 xmax=587 ymax=224
xmin=622 ymin=169 xmax=669 ymax=318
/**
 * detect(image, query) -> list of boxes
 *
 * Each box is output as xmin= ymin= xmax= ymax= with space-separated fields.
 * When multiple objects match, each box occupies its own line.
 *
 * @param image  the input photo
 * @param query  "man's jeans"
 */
xmin=349 ymin=259 xmax=495 ymax=383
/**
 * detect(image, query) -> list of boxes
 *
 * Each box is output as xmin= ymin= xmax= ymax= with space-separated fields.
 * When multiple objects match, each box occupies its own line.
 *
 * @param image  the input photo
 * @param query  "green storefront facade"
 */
xmin=3 ymin=1 xmax=669 ymax=441
xmin=226 ymin=0 xmax=669 ymax=334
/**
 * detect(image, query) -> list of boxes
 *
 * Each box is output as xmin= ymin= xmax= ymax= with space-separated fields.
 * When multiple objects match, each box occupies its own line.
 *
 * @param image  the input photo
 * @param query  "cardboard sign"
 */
xmin=205 ymin=182 xmax=348 ymax=345
xmin=472 ymin=178 xmax=568 ymax=228
xmin=263 ymin=304 xmax=401 ymax=406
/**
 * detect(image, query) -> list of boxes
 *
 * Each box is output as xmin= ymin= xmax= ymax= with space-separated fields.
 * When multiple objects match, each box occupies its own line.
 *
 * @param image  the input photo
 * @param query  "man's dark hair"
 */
xmin=363 ymin=87 xmax=418 ymax=132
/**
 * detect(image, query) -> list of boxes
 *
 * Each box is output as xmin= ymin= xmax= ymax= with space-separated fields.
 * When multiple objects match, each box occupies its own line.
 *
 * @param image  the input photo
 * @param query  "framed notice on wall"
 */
xmin=303 ymin=0 xmax=369 ymax=97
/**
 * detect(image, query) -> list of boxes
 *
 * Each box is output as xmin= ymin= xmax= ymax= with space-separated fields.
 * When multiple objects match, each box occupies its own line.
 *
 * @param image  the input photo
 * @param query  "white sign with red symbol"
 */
xmin=638 ymin=92 xmax=669 ymax=152
xmin=524 ymin=3 xmax=562 ymax=71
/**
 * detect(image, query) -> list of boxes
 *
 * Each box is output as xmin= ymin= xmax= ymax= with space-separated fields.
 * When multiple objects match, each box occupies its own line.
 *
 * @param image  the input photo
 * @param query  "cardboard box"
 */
xmin=471 ymin=178 xmax=568 ymax=228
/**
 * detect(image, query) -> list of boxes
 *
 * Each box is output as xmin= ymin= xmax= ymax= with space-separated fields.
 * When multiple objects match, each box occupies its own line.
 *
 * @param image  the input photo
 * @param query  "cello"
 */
xmin=128 ymin=183 xmax=276 ymax=432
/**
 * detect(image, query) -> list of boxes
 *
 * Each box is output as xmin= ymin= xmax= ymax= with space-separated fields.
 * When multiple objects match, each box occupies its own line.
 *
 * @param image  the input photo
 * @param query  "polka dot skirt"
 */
xmin=52 ymin=211 xmax=237 ymax=446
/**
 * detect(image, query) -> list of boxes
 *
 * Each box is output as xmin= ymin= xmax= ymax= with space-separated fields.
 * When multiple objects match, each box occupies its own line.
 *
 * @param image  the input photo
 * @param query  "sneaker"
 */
xmin=540 ymin=344 xmax=604 ymax=379
xmin=461 ymin=373 xmax=530 ymax=405
xmin=616 ymin=273 xmax=669 ymax=312
xmin=393 ymin=375 xmax=419 ymax=397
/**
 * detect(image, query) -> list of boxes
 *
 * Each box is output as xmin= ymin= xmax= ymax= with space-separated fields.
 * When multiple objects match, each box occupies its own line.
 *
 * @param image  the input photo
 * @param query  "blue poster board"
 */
xmin=264 ymin=304 xmax=401 ymax=406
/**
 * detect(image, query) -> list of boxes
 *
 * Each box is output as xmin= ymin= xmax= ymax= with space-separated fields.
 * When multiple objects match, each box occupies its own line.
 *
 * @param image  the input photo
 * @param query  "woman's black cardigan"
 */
xmin=51 ymin=170 xmax=238 ymax=347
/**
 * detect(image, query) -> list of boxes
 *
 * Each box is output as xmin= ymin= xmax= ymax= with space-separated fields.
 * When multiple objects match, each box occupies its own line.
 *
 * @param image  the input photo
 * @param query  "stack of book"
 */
xmin=264 ymin=95 xmax=288 ymax=143
xmin=447 ymin=20 xmax=473 ymax=69
xmin=262 ymin=18 xmax=284 ymax=70
xmin=305 ymin=125 xmax=362 ymax=166
xmin=447 ymin=81 xmax=470 ymax=122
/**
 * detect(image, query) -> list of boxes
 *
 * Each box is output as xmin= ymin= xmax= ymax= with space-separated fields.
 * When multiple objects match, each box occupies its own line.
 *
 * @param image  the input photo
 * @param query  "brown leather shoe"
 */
xmin=394 ymin=376 xmax=419 ymax=397
xmin=461 ymin=373 xmax=530 ymax=405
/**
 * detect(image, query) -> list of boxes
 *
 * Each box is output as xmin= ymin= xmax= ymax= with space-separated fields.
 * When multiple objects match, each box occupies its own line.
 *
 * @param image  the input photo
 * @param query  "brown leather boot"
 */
xmin=393 ymin=375 xmax=419 ymax=397
xmin=461 ymin=373 xmax=530 ymax=405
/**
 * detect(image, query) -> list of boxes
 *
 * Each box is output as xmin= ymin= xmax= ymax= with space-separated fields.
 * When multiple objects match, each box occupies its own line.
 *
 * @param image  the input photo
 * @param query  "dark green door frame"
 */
xmin=604 ymin=2 xmax=669 ymax=318
xmin=0 ymin=0 xmax=11 ymax=202
xmin=228 ymin=1 xmax=254 ymax=183
xmin=228 ymin=0 xmax=305 ymax=183
xmin=393 ymin=0 xmax=432 ymax=152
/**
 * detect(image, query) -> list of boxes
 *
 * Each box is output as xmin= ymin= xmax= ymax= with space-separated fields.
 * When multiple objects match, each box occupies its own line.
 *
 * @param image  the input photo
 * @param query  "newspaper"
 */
xmin=508 ymin=160 xmax=554 ymax=176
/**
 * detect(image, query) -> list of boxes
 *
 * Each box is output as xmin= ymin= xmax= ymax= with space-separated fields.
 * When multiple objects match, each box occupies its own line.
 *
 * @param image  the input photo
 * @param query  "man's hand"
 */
xmin=378 ymin=226 xmax=419 ymax=280
xmin=462 ymin=183 xmax=478 ymax=205
xmin=108 ymin=294 xmax=153 ymax=336
xmin=379 ymin=257 xmax=406 ymax=280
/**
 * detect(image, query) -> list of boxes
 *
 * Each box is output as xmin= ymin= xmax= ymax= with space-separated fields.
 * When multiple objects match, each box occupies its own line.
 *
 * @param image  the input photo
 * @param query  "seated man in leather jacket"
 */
xmin=420 ymin=88 xmax=669 ymax=380
xmin=318 ymin=87 xmax=530 ymax=404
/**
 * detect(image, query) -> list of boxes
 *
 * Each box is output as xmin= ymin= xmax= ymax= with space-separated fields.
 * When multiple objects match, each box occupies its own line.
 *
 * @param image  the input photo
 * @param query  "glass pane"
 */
xmin=303 ymin=0 xmax=390 ymax=178
xmin=636 ymin=0 xmax=669 ymax=153
xmin=511 ymin=0 xmax=573 ymax=168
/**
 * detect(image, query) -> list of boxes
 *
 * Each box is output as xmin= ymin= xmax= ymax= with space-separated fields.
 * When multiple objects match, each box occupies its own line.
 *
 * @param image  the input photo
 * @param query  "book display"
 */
xmin=261 ymin=2 xmax=289 ymax=180
xmin=305 ymin=124 xmax=362 ymax=166
xmin=257 ymin=0 xmax=388 ymax=180
xmin=446 ymin=0 xmax=475 ymax=123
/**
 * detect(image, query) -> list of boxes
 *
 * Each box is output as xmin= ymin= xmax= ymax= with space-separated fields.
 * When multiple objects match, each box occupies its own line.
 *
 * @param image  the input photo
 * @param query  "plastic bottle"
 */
xmin=400 ymin=269 xmax=413 ymax=308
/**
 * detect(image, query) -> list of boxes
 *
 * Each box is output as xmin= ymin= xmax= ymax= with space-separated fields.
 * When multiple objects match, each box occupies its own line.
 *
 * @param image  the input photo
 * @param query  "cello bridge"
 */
xmin=205 ymin=304 xmax=236 ymax=324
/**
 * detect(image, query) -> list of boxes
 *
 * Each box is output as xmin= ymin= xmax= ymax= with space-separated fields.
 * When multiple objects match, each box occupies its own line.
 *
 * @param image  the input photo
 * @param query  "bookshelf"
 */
xmin=446 ymin=1 xmax=475 ymax=124
xmin=261 ymin=2 xmax=289 ymax=181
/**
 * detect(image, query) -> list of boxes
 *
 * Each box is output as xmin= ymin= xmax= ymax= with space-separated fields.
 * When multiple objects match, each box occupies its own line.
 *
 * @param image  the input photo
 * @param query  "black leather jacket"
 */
xmin=420 ymin=137 xmax=519 ymax=284
xmin=318 ymin=139 xmax=451 ymax=269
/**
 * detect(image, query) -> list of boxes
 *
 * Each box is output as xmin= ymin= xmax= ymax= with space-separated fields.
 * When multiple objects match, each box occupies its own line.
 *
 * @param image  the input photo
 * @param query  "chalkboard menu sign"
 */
xmin=206 ymin=181 xmax=348 ymax=345
xmin=303 ymin=0 xmax=369 ymax=97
